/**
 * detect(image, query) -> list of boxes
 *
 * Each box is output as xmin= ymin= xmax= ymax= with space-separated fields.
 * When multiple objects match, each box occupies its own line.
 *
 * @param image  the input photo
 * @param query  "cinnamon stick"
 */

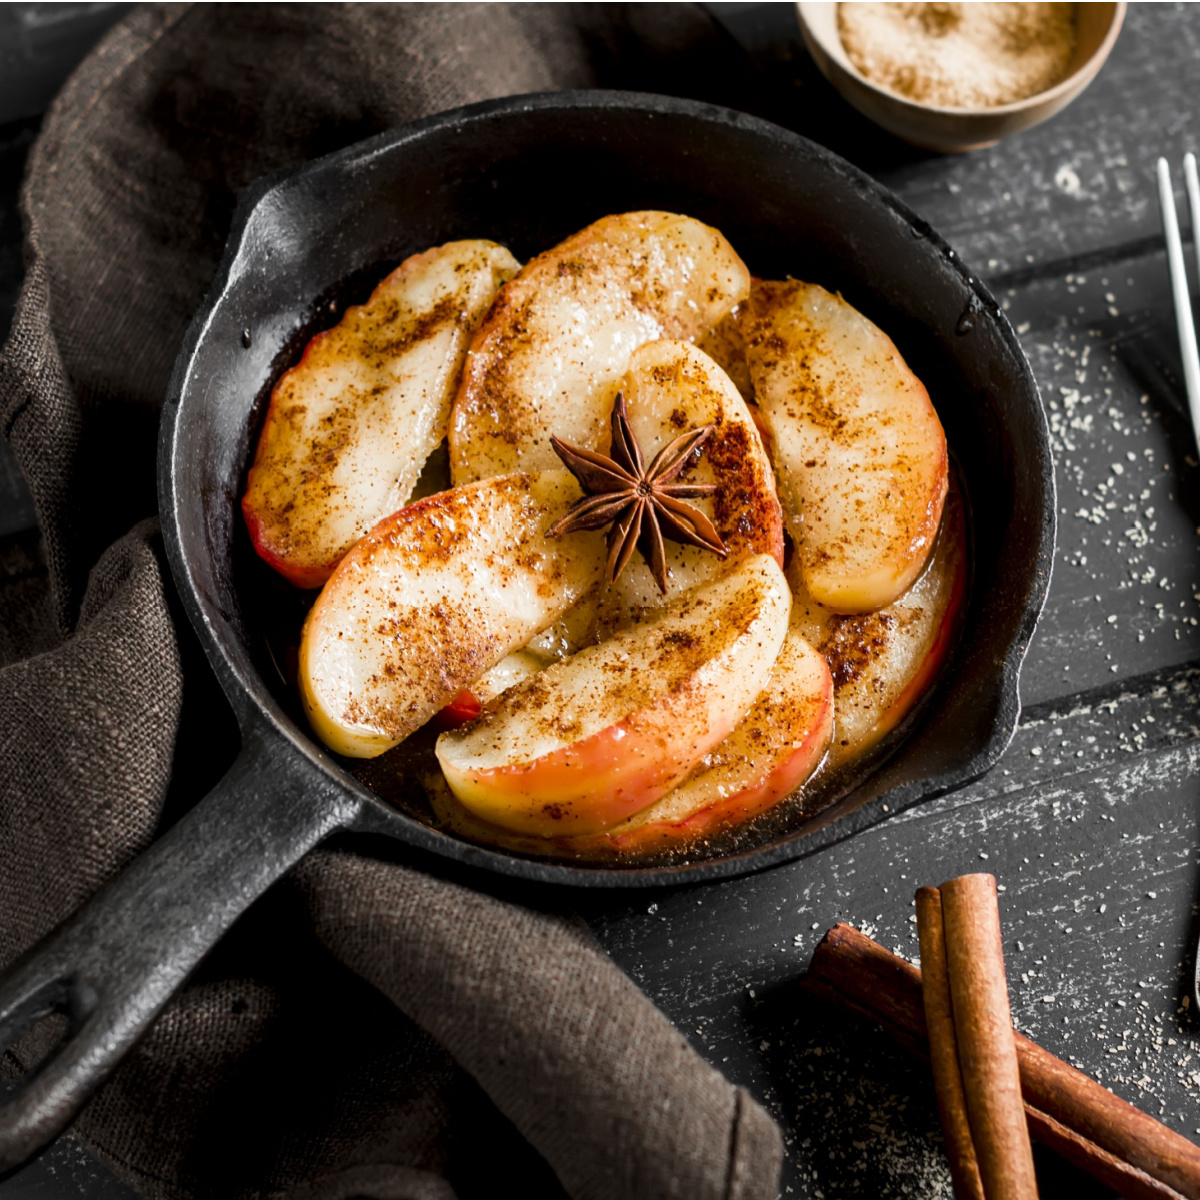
xmin=803 ymin=923 xmax=1200 ymax=1200
xmin=916 ymin=887 xmax=985 ymax=1200
xmin=940 ymin=874 xmax=1039 ymax=1199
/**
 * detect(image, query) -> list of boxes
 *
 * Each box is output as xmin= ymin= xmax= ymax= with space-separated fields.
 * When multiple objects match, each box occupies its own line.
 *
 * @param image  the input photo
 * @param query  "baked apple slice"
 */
xmin=422 ymin=615 xmax=831 ymax=857
xmin=299 ymin=470 xmax=604 ymax=758
xmin=244 ymin=239 xmax=519 ymax=588
xmin=594 ymin=621 xmax=833 ymax=851
xmin=587 ymin=339 xmax=784 ymax=639
xmin=436 ymin=337 xmax=785 ymax=707
xmin=427 ymin=338 xmax=782 ymax=729
xmin=435 ymin=554 xmax=791 ymax=837
xmin=792 ymin=479 xmax=966 ymax=764
xmin=449 ymin=211 xmax=750 ymax=484
xmin=695 ymin=307 xmax=753 ymax=402
xmin=430 ymin=651 xmax=545 ymax=732
xmin=744 ymin=280 xmax=948 ymax=613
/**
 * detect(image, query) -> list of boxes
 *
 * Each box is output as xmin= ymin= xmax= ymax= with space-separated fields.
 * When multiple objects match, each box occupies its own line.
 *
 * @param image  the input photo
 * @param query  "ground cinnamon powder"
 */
xmin=838 ymin=2 xmax=1078 ymax=109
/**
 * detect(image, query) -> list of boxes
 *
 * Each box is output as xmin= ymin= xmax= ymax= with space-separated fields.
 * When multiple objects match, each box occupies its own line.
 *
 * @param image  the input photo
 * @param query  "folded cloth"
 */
xmin=0 ymin=4 xmax=783 ymax=1198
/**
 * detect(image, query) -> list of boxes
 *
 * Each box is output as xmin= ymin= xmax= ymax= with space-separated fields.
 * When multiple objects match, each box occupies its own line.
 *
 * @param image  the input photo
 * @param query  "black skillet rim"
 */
xmin=159 ymin=89 xmax=1057 ymax=890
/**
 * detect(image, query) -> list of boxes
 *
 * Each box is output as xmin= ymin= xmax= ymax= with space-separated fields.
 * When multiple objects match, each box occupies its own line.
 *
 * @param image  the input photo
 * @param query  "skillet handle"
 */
xmin=0 ymin=727 xmax=359 ymax=1173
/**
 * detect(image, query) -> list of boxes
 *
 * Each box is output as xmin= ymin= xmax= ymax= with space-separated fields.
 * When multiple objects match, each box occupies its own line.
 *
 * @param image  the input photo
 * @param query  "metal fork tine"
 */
xmin=1186 ymin=152 xmax=1200 ymax=288
xmin=1167 ymin=153 xmax=1200 ymax=1016
xmin=1156 ymin=157 xmax=1200 ymax=455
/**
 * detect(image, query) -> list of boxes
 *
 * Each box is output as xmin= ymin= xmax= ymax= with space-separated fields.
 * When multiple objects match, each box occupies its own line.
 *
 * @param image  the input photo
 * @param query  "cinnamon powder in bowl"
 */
xmin=796 ymin=1 xmax=1125 ymax=152
xmin=839 ymin=3 xmax=1076 ymax=110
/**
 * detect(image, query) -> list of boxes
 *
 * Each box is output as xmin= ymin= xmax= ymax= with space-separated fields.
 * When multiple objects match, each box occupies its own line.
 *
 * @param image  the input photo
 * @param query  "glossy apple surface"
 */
xmin=791 ymin=478 xmax=966 ymax=765
xmin=431 ymin=651 xmax=545 ymax=731
xmin=449 ymin=211 xmax=749 ymax=484
xmin=244 ymin=240 xmax=519 ymax=587
xmin=744 ymin=280 xmax=948 ymax=613
xmin=435 ymin=555 xmax=791 ymax=837
xmin=695 ymin=307 xmax=753 ymax=402
xmin=593 ymin=621 xmax=833 ymax=851
xmin=471 ymin=339 xmax=784 ymax=659
xmin=299 ymin=470 xmax=604 ymax=758
xmin=586 ymin=339 xmax=784 ymax=640
xmin=423 ymin=620 xmax=832 ymax=857
xmin=428 ymin=485 xmax=965 ymax=857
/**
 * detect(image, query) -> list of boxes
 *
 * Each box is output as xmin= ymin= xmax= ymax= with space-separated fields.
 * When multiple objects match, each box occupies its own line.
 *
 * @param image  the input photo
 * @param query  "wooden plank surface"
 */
xmin=721 ymin=2 xmax=1200 ymax=274
xmin=589 ymin=664 xmax=1200 ymax=1197
xmin=1002 ymin=250 xmax=1200 ymax=705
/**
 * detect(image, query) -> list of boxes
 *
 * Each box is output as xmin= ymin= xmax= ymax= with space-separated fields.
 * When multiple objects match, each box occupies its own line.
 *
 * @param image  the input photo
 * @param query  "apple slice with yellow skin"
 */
xmin=244 ymin=240 xmax=519 ymax=588
xmin=791 ymin=478 xmax=966 ymax=765
xmin=744 ymin=279 xmax=948 ymax=613
xmin=299 ymin=470 xmax=604 ymax=758
xmin=586 ymin=339 xmax=784 ymax=641
xmin=435 ymin=554 xmax=791 ymax=837
xmin=449 ymin=212 xmax=750 ymax=484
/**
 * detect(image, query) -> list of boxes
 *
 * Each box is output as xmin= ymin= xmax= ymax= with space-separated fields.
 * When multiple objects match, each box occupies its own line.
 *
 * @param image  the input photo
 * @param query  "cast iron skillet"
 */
xmin=0 ymin=91 xmax=1054 ymax=1169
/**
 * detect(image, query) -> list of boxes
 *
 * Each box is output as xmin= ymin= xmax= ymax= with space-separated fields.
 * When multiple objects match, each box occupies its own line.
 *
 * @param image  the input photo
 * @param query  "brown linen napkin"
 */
xmin=0 ymin=4 xmax=782 ymax=1198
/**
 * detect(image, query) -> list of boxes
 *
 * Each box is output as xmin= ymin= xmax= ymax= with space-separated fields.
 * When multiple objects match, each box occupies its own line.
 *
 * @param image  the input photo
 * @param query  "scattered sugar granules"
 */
xmin=838 ymin=3 xmax=1078 ymax=109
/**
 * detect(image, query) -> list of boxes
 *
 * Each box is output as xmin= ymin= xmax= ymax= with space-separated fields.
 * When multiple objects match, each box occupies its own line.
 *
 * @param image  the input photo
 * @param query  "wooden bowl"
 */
xmin=796 ymin=2 xmax=1126 ymax=153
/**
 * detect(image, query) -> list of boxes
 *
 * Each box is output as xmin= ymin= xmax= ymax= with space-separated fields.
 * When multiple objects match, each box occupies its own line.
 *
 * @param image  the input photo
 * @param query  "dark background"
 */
xmin=3 ymin=2 xmax=1200 ymax=1196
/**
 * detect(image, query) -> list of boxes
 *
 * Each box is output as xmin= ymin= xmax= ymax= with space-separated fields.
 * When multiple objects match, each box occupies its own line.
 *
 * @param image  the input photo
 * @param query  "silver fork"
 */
xmin=1156 ymin=153 xmax=1200 ymax=456
xmin=1158 ymin=154 xmax=1200 ymax=1015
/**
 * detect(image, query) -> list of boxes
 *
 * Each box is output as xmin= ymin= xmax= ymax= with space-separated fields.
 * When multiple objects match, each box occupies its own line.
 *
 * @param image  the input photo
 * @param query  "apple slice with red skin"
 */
xmin=425 ymin=488 xmax=963 ymax=858
xmin=586 ymin=339 xmax=785 ymax=641
xmin=434 ymin=555 xmax=791 ymax=838
xmin=431 ymin=652 xmax=544 ymax=732
xmin=433 ymin=599 xmax=593 ymax=722
xmin=744 ymin=279 xmax=948 ymax=613
xmin=791 ymin=476 xmax=966 ymax=765
xmin=449 ymin=211 xmax=750 ymax=484
xmin=422 ymin=620 xmax=831 ymax=857
xmin=244 ymin=239 xmax=519 ymax=588
xmin=433 ymin=338 xmax=785 ymax=720
xmin=299 ymin=470 xmax=604 ymax=758
xmin=431 ymin=690 xmax=481 ymax=732
xmin=588 ymin=622 xmax=833 ymax=852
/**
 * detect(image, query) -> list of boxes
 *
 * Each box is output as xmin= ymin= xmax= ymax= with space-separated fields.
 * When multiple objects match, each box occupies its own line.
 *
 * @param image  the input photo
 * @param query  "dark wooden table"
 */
xmin=4 ymin=3 xmax=1200 ymax=1196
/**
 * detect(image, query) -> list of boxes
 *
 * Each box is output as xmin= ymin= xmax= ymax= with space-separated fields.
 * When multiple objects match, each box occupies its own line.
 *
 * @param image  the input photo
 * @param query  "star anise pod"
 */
xmin=547 ymin=393 xmax=727 ymax=593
